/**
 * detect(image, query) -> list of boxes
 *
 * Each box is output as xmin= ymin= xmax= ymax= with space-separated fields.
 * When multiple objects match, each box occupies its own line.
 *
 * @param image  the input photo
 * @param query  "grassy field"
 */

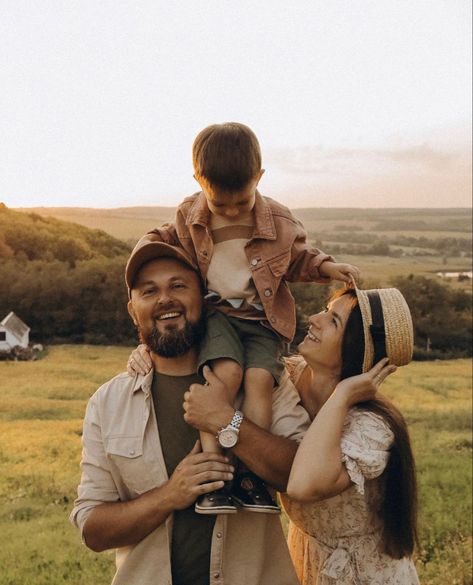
xmin=0 ymin=346 xmax=471 ymax=584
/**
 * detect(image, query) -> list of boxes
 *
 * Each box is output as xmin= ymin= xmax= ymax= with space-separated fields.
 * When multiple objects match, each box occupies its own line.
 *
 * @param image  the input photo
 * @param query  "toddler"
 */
xmin=129 ymin=122 xmax=360 ymax=514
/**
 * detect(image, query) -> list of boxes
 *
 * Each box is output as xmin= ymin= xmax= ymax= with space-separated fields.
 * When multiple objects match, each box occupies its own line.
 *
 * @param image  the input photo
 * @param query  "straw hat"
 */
xmin=354 ymin=287 xmax=414 ymax=372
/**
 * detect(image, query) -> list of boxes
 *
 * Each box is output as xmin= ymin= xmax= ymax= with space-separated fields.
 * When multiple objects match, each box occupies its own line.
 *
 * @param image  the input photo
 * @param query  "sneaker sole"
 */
xmin=195 ymin=505 xmax=238 ymax=515
xmin=231 ymin=496 xmax=280 ymax=514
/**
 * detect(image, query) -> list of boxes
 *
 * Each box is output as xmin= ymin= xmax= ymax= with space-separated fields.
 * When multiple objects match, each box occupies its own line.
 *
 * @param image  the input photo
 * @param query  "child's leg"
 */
xmin=241 ymin=367 xmax=274 ymax=430
xmin=199 ymin=357 xmax=243 ymax=454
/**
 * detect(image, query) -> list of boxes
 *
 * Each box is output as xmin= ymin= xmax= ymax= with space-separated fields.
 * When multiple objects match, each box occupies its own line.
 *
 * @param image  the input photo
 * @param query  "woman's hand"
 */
xmin=333 ymin=358 xmax=397 ymax=407
xmin=126 ymin=344 xmax=152 ymax=376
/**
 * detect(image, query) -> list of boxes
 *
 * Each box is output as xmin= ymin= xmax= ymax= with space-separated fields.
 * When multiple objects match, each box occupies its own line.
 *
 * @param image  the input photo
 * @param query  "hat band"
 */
xmin=367 ymin=291 xmax=387 ymax=364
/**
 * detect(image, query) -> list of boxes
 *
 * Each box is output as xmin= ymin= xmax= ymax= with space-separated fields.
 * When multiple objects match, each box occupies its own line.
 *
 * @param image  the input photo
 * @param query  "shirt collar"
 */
xmin=132 ymin=369 xmax=154 ymax=395
xmin=186 ymin=191 xmax=276 ymax=240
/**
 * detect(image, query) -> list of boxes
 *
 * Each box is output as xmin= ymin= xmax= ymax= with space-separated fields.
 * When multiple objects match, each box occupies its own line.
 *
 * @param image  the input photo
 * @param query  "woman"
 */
xmin=282 ymin=286 xmax=419 ymax=584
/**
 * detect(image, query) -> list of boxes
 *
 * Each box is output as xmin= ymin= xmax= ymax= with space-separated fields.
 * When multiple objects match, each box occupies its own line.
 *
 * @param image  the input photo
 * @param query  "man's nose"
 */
xmin=156 ymin=290 xmax=173 ymax=305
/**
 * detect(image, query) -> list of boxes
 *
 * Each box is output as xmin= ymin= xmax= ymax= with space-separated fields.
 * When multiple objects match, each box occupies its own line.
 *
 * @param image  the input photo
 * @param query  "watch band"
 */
xmin=228 ymin=410 xmax=244 ymax=431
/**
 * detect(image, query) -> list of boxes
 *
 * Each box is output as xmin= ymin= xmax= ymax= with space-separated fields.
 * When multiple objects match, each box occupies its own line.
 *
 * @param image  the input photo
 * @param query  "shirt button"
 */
xmin=264 ymin=288 xmax=272 ymax=297
xmin=129 ymin=450 xmax=135 ymax=456
xmin=270 ymin=316 xmax=276 ymax=323
xmin=251 ymin=258 xmax=258 ymax=266
xmin=202 ymin=250 xmax=208 ymax=256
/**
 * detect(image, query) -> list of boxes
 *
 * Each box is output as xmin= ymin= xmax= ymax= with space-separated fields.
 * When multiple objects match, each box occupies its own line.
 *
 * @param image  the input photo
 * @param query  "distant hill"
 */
xmin=14 ymin=204 xmax=472 ymax=243
xmin=0 ymin=203 xmax=130 ymax=264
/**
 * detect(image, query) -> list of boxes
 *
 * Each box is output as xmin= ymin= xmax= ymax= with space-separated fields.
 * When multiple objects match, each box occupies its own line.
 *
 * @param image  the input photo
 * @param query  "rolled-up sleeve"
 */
xmin=69 ymin=393 xmax=119 ymax=538
xmin=270 ymin=371 xmax=310 ymax=441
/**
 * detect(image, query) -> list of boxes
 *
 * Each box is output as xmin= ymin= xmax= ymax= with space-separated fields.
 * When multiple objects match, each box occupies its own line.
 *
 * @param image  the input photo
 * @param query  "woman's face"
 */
xmin=298 ymin=294 xmax=354 ymax=374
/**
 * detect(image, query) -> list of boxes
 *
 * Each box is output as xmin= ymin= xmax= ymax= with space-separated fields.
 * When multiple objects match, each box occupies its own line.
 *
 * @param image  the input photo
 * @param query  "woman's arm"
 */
xmin=287 ymin=359 xmax=395 ymax=502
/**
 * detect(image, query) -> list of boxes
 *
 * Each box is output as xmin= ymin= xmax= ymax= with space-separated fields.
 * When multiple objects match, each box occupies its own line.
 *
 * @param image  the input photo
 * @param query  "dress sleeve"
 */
xmin=340 ymin=408 xmax=394 ymax=495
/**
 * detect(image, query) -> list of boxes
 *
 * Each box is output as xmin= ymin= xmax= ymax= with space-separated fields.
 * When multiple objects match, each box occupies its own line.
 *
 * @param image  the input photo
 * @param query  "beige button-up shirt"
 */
xmin=70 ymin=369 xmax=310 ymax=585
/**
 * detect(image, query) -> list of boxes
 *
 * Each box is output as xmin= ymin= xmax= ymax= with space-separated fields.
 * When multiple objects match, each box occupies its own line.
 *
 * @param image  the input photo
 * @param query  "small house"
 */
xmin=0 ymin=312 xmax=30 ymax=350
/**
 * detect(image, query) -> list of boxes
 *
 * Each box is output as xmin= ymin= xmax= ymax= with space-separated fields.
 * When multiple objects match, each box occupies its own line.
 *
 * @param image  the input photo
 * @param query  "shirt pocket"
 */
xmin=106 ymin=436 xmax=161 ymax=494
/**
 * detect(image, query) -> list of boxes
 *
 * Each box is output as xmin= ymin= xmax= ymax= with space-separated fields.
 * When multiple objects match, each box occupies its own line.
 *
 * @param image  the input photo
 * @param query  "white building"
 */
xmin=0 ymin=312 xmax=30 ymax=350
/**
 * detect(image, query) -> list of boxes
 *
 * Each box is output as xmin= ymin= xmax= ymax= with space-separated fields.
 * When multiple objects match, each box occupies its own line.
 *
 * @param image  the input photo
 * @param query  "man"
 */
xmin=70 ymin=237 xmax=309 ymax=585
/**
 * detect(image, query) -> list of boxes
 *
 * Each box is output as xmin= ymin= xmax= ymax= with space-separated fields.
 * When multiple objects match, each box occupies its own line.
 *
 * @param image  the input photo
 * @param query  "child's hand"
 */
xmin=319 ymin=261 xmax=360 ymax=285
xmin=126 ymin=344 xmax=152 ymax=376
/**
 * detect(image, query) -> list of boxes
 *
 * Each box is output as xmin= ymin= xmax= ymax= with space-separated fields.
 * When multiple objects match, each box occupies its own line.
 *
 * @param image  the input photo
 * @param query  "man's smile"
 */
xmin=155 ymin=311 xmax=183 ymax=321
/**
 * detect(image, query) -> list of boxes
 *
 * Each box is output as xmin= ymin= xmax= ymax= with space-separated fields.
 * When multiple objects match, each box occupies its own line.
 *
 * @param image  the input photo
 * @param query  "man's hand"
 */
xmin=165 ymin=440 xmax=234 ymax=510
xmin=332 ymin=358 xmax=397 ymax=407
xmin=319 ymin=261 xmax=360 ymax=285
xmin=183 ymin=366 xmax=235 ymax=435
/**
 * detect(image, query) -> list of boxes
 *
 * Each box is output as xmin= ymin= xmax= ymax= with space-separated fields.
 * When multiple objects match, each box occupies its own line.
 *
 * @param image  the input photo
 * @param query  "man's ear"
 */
xmin=127 ymin=300 xmax=138 ymax=326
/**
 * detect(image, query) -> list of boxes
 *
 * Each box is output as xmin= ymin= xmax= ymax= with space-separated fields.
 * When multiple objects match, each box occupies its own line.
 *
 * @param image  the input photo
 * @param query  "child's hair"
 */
xmin=192 ymin=122 xmax=261 ymax=192
xmin=331 ymin=287 xmax=419 ymax=559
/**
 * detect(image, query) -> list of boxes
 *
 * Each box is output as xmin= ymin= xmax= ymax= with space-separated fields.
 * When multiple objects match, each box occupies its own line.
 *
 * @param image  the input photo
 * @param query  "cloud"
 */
xmin=263 ymin=136 xmax=471 ymax=207
xmin=266 ymin=143 xmax=460 ymax=176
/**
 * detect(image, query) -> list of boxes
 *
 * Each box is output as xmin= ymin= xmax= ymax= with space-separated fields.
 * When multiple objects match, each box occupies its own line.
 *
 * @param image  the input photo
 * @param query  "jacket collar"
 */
xmin=186 ymin=191 xmax=276 ymax=240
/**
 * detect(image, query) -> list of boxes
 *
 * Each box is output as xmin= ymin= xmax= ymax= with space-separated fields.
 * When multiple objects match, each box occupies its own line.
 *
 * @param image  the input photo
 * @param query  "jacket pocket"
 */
xmin=267 ymin=249 xmax=291 ymax=278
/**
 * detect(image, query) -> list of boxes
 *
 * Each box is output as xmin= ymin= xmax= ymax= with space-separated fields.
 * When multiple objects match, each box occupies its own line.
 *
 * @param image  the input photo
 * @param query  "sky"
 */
xmin=1 ymin=0 xmax=471 ymax=209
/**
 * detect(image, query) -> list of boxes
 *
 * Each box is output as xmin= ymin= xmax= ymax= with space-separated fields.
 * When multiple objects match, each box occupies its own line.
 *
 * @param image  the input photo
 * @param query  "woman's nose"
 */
xmin=309 ymin=314 xmax=321 ymax=328
xmin=225 ymin=207 xmax=239 ymax=217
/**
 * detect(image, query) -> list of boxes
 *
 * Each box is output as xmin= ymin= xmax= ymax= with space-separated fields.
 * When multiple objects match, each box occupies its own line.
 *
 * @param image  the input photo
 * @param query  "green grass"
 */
xmin=0 ymin=347 xmax=471 ymax=584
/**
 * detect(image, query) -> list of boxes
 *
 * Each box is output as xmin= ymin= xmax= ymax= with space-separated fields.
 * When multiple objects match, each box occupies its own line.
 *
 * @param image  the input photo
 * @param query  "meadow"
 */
xmin=0 ymin=346 xmax=471 ymax=584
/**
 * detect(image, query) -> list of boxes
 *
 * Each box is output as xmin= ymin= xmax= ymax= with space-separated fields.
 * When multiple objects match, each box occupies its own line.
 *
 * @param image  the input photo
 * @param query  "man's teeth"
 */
xmin=157 ymin=312 xmax=181 ymax=320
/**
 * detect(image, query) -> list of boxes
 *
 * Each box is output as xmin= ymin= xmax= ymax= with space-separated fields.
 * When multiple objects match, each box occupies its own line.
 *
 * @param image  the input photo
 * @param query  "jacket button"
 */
xmin=216 ymin=532 xmax=222 ymax=538
xmin=264 ymin=288 xmax=272 ymax=297
xmin=213 ymin=572 xmax=220 ymax=579
xmin=251 ymin=258 xmax=258 ymax=266
xmin=202 ymin=250 xmax=208 ymax=256
xmin=270 ymin=316 xmax=276 ymax=323
xmin=129 ymin=450 xmax=135 ymax=456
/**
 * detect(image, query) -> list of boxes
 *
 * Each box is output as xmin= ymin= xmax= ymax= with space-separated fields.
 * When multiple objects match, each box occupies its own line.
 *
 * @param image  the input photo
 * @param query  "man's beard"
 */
xmin=139 ymin=310 xmax=207 ymax=358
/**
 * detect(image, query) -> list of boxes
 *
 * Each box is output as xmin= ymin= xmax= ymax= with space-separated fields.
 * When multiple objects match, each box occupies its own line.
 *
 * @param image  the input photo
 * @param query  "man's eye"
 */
xmin=171 ymin=283 xmax=185 ymax=289
xmin=142 ymin=288 xmax=155 ymax=296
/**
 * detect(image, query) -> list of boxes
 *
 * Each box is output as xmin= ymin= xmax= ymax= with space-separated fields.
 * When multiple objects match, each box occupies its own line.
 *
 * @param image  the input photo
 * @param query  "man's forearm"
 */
xmin=83 ymin=482 xmax=175 ymax=552
xmin=232 ymin=419 xmax=298 ymax=492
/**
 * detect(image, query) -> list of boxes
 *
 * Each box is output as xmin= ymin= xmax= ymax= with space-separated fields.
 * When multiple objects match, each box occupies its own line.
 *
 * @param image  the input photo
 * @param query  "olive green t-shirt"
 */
xmin=151 ymin=372 xmax=216 ymax=585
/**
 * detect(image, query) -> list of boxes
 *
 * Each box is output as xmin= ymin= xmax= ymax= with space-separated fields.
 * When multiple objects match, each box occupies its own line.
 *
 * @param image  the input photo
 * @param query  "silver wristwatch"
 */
xmin=217 ymin=410 xmax=244 ymax=448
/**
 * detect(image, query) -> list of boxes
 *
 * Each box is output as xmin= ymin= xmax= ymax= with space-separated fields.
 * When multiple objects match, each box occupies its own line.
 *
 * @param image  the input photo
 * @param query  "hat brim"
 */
xmin=354 ymin=287 xmax=414 ymax=372
xmin=125 ymin=241 xmax=198 ymax=291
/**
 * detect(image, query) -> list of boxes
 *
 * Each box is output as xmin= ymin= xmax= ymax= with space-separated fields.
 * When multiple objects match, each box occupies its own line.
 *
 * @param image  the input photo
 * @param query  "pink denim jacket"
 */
xmin=143 ymin=191 xmax=334 ymax=340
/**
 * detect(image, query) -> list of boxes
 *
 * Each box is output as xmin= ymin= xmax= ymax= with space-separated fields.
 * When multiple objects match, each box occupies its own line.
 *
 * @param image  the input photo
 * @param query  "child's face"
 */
xmin=196 ymin=171 xmax=264 ymax=221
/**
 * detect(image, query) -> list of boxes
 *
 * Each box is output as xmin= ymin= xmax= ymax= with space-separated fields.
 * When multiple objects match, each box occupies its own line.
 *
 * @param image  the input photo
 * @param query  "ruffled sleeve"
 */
xmin=340 ymin=408 xmax=394 ymax=495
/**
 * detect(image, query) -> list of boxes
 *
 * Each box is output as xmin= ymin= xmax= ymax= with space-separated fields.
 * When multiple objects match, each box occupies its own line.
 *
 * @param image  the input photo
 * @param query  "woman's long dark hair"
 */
xmin=333 ymin=288 xmax=419 ymax=559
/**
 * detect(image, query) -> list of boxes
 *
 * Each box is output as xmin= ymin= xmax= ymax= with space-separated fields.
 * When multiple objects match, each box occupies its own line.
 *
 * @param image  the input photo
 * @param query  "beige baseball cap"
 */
xmin=125 ymin=234 xmax=199 ymax=295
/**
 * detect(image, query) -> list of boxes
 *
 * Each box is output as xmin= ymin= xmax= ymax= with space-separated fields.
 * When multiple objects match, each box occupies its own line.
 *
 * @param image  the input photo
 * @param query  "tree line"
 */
xmin=1 ymin=205 xmax=471 ymax=357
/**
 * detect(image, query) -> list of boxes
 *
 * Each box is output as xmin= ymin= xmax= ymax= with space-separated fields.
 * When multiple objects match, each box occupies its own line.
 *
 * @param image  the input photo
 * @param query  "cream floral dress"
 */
xmin=281 ymin=358 xmax=420 ymax=585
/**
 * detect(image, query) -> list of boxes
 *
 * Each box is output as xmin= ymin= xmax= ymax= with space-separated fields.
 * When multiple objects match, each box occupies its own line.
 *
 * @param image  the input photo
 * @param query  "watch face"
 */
xmin=218 ymin=428 xmax=238 ymax=448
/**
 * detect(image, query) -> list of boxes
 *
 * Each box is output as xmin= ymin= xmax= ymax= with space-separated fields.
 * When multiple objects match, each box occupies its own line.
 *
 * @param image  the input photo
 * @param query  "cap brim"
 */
xmin=125 ymin=241 xmax=198 ymax=290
